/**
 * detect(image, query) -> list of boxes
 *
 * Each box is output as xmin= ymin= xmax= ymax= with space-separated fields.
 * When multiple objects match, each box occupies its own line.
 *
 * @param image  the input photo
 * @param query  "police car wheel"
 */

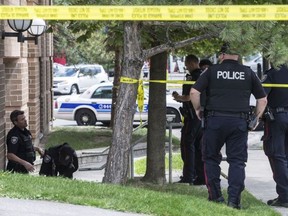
xmin=166 ymin=107 xmax=181 ymax=123
xmin=75 ymin=109 xmax=97 ymax=126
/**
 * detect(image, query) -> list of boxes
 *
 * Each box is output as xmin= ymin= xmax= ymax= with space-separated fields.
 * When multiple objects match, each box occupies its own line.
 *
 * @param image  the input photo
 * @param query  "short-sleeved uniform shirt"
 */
xmin=262 ymin=65 xmax=288 ymax=108
xmin=6 ymin=126 xmax=35 ymax=163
xmin=182 ymin=68 xmax=202 ymax=118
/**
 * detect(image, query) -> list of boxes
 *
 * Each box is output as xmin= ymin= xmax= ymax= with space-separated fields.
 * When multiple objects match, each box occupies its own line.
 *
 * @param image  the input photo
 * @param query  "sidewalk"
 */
xmin=0 ymin=197 xmax=147 ymax=216
xmin=221 ymin=131 xmax=287 ymax=216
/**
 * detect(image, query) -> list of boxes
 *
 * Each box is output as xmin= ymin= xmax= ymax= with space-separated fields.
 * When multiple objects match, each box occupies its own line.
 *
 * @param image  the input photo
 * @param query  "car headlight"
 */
xmin=59 ymin=81 xmax=69 ymax=85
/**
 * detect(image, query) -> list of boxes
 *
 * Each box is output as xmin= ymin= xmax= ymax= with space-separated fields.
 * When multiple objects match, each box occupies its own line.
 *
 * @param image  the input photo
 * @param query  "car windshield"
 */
xmin=53 ymin=64 xmax=65 ymax=75
xmin=54 ymin=67 xmax=78 ymax=77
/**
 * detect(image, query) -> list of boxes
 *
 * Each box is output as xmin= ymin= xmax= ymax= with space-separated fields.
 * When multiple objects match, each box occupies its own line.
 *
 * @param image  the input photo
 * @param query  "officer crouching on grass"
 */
xmin=190 ymin=42 xmax=267 ymax=209
xmin=261 ymin=64 xmax=288 ymax=208
xmin=39 ymin=143 xmax=78 ymax=179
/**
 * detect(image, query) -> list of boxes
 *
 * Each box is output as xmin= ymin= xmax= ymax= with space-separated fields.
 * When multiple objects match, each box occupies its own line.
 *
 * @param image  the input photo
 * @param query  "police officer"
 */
xmin=39 ymin=142 xmax=78 ymax=179
xmin=6 ymin=110 xmax=44 ymax=173
xmin=190 ymin=43 xmax=267 ymax=209
xmin=262 ymin=64 xmax=288 ymax=208
xmin=172 ymin=54 xmax=205 ymax=185
xmin=199 ymin=59 xmax=213 ymax=72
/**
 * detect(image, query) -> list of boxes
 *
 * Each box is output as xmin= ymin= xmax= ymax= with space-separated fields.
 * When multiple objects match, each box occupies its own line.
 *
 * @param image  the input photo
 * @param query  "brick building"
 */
xmin=0 ymin=0 xmax=53 ymax=169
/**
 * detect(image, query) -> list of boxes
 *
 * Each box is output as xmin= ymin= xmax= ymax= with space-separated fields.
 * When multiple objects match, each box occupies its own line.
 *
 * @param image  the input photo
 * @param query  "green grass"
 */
xmin=44 ymin=127 xmax=113 ymax=150
xmin=2 ymin=127 xmax=280 ymax=215
xmin=135 ymin=153 xmax=183 ymax=174
xmin=0 ymin=172 xmax=280 ymax=216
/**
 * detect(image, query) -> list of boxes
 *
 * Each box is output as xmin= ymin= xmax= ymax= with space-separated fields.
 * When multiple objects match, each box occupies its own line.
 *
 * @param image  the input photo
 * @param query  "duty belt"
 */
xmin=271 ymin=107 xmax=288 ymax=113
xmin=207 ymin=111 xmax=248 ymax=119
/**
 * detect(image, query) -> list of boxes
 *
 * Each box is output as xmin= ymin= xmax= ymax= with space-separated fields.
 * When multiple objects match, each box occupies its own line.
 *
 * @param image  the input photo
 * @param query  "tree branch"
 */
xmin=143 ymin=33 xmax=215 ymax=59
xmin=143 ymin=21 xmax=190 ymax=28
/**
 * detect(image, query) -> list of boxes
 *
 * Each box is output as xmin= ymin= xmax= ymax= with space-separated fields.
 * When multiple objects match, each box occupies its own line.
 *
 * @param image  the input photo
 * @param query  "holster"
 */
xmin=201 ymin=109 xmax=205 ymax=129
xmin=248 ymin=114 xmax=258 ymax=130
xmin=263 ymin=107 xmax=275 ymax=122
xmin=179 ymin=107 xmax=188 ymax=118
xmin=180 ymin=103 xmax=194 ymax=119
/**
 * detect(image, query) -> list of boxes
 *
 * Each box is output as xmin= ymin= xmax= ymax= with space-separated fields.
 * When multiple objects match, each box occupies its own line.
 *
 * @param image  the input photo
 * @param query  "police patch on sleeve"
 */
xmin=43 ymin=155 xmax=52 ymax=163
xmin=11 ymin=136 xmax=18 ymax=144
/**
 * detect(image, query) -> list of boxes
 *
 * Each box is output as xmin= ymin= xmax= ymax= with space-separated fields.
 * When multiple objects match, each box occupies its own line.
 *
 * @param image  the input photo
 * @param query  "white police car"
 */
xmin=54 ymin=82 xmax=182 ymax=126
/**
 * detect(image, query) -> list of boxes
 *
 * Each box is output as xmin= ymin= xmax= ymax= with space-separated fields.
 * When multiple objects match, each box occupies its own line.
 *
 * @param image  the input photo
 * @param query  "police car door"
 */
xmin=90 ymin=85 xmax=112 ymax=121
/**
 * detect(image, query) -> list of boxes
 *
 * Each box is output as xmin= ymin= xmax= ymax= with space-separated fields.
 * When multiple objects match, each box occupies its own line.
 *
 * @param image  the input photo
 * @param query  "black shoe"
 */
xmin=175 ymin=178 xmax=193 ymax=185
xmin=267 ymin=198 xmax=288 ymax=208
xmin=227 ymin=201 xmax=241 ymax=209
xmin=267 ymin=197 xmax=278 ymax=205
xmin=193 ymin=179 xmax=206 ymax=185
xmin=209 ymin=196 xmax=225 ymax=203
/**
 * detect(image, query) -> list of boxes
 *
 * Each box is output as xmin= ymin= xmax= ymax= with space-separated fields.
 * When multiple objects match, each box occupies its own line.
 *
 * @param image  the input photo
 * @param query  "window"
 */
xmin=79 ymin=67 xmax=92 ymax=76
xmin=91 ymin=86 xmax=112 ymax=99
xmin=95 ymin=67 xmax=101 ymax=74
xmin=90 ymin=67 xmax=97 ymax=76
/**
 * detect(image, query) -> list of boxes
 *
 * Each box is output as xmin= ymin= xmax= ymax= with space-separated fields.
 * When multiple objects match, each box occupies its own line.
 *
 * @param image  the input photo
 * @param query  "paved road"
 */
xmin=0 ymin=197 xmax=147 ymax=216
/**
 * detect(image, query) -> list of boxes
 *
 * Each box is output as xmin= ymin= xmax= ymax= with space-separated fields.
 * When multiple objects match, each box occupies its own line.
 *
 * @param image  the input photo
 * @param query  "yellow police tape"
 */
xmin=137 ymin=79 xmax=144 ymax=124
xmin=120 ymin=76 xmax=195 ymax=85
xmin=1 ymin=5 xmax=288 ymax=21
xmin=120 ymin=76 xmax=288 ymax=87
xmin=137 ymin=79 xmax=144 ymax=113
xmin=262 ymin=83 xmax=288 ymax=88
xmin=120 ymin=76 xmax=288 ymax=124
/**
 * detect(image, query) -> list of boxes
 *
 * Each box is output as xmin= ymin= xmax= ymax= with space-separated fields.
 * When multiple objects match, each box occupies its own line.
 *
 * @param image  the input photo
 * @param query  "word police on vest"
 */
xmin=217 ymin=71 xmax=245 ymax=80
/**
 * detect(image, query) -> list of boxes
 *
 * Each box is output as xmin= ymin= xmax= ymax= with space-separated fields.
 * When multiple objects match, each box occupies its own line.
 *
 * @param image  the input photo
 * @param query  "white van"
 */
xmin=53 ymin=64 xmax=109 ymax=95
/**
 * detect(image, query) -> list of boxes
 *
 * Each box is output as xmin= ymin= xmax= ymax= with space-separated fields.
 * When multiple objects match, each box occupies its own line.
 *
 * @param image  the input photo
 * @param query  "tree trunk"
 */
xmin=263 ymin=56 xmax=270 ymax=74
xmin=142 ymin=51 xmax=167 ymax=185
xmin=110 ymin=47 xmax=122 ymax=128
xmin=103 ymin=22 xmax=143 ymax=184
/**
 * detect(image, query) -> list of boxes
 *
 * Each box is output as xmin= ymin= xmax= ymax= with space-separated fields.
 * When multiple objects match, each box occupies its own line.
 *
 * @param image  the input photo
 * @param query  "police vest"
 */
xmin=17 ymin=130 xmax=35 ymax=163
xmin=206 ymin=61 xmax=252 ymax=112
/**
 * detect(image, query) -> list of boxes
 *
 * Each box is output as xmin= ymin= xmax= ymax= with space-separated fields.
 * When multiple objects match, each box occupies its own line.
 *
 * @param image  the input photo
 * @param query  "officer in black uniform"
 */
xmin=199 ymin=59 xmax=213 ymax=72
xmin=190 ymin=43 xmax=267 ymax=209
xmin=6 ymin=110 xmax=44 ymax=173
xmin=39 ymin=142 xmax=78 ymax=179
xmin=262 ymin=64 xmax=288 ymax=208
xmin=172 ymin=54 xmax=205 ymax=185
